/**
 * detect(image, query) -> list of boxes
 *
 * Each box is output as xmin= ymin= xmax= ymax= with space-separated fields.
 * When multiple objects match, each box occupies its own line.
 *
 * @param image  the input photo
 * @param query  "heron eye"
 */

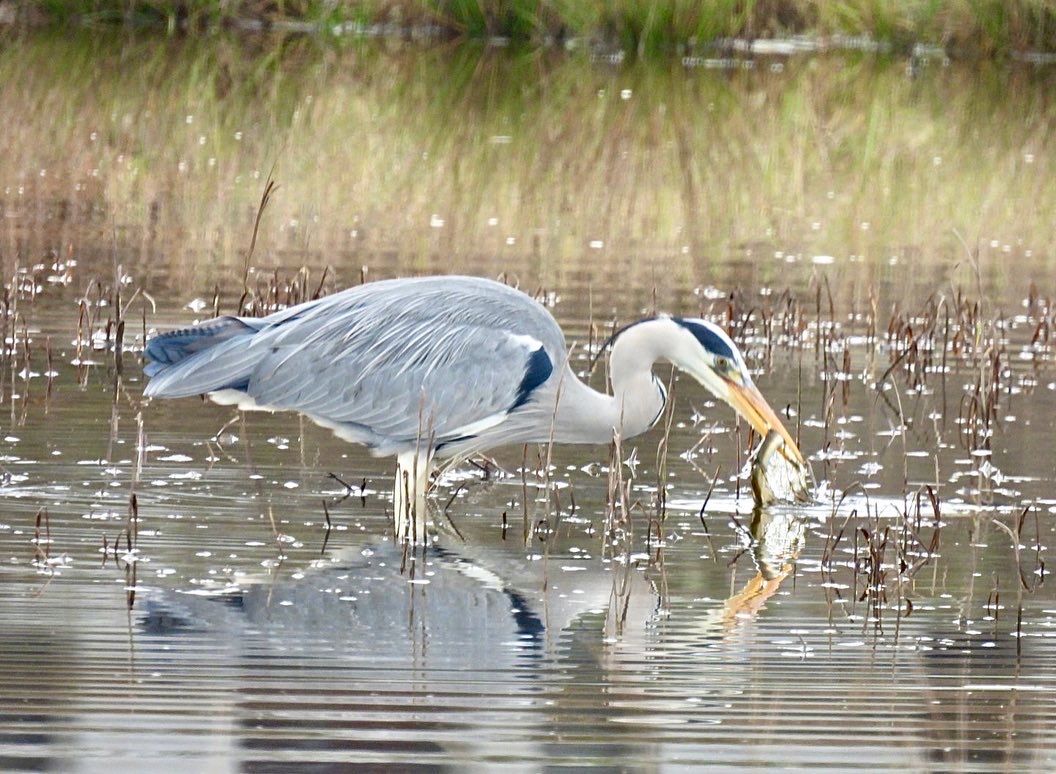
xmin=714 ymin=356 xmax=732 ymax=374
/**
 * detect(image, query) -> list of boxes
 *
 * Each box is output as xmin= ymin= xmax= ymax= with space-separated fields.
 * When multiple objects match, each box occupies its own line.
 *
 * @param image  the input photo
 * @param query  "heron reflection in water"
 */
xmin=144 ymin=275 xmax=809 ymax=539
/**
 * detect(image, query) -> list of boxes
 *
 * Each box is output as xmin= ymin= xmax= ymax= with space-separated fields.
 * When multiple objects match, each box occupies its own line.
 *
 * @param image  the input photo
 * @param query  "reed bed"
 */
xmin=17 ymin=1 xmax=1056 ymax=57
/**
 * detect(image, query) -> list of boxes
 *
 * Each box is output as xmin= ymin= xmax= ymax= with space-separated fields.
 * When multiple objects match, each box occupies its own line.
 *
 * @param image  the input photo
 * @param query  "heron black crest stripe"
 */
xmin=672 ymin=318 xmax=736 ymax=359
xmin=511 ymin=347 xmax=553 ymax=411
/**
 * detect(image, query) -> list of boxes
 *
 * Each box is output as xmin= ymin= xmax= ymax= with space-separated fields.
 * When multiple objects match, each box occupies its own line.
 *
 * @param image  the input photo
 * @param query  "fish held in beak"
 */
xmin=723 ymin=381 xmax=812 ymax=505
xmin=749 ymin=429 xmax=812 ymax=505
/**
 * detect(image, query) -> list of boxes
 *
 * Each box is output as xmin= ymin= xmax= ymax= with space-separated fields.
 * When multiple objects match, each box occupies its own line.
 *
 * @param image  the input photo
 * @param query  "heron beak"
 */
xmin=724 ymin=380 xmax=806 ymax=467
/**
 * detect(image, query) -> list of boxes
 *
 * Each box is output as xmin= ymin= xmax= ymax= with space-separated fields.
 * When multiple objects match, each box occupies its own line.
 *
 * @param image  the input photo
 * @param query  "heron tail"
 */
xmin=143 ymin=316 xmax=260 ymax=399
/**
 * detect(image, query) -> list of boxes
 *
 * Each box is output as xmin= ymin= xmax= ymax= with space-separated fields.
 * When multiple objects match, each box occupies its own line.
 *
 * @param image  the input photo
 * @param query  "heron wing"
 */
xmin=238 ymin=277 xmax=564 ymax=449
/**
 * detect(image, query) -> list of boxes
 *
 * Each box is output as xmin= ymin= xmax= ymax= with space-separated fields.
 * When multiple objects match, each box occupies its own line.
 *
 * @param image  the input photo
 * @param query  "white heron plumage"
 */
xmin=144 ymin=275 xmax=808 ymax=540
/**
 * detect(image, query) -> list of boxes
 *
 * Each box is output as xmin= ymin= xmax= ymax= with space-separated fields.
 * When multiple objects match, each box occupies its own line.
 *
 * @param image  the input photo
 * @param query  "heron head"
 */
xmin=666 ymin=317 xmax=806 ymax=467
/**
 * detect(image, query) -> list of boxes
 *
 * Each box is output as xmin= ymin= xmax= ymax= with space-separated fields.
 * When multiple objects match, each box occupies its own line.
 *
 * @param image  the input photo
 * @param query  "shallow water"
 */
xmin=2 ymin=30 xmax=1056 ymax=771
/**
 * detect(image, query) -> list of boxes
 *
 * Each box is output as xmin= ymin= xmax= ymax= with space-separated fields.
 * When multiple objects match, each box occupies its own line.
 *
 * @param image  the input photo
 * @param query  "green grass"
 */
xmin=14 ymin=1 xmax=1056 ymax=55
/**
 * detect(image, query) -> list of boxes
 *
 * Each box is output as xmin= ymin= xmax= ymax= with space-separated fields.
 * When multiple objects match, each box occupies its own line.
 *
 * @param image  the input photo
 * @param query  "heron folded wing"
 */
xmin=245 ymin=320 xmax=555 ymax=449
xmin=144 ymin=276 xmax=567 ymax=453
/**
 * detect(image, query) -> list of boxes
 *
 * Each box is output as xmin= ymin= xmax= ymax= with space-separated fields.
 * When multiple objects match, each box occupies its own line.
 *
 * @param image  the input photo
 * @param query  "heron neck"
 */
xmin=552 ymin=320 xmax=668 ymax=444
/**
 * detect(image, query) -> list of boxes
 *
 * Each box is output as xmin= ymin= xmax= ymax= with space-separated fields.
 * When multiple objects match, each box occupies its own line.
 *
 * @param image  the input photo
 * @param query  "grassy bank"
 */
xmin=3 ymin=30 xmax=1055 ymax=303
xmin=10 ymin=1 xmax=1056 ymax=57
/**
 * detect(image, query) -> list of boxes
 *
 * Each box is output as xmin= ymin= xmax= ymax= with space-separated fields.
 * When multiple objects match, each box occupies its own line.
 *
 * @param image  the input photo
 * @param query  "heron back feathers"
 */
xmin=142 ymin=277 xmax=567 ymax=455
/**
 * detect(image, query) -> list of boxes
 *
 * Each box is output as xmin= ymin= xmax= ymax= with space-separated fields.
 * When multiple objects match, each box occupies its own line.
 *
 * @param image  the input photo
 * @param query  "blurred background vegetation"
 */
xmin=2 ymin=1 xmax=1055 ymax=315
xmin=2 ymin=28 xmax=1054 ymax=309
xmin=3 ymin=1 xmax=1056 ymax=57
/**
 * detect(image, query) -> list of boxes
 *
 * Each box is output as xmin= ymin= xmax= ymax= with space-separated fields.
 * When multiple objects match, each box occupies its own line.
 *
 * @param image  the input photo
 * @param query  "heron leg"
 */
xmin=393 ymin=450 xmax=433 ymax=543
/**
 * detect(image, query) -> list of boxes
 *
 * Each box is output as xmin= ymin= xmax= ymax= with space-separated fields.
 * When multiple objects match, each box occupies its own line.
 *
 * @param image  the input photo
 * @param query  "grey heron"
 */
xmin=144 ymin=275 xmax=808 ymax=540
